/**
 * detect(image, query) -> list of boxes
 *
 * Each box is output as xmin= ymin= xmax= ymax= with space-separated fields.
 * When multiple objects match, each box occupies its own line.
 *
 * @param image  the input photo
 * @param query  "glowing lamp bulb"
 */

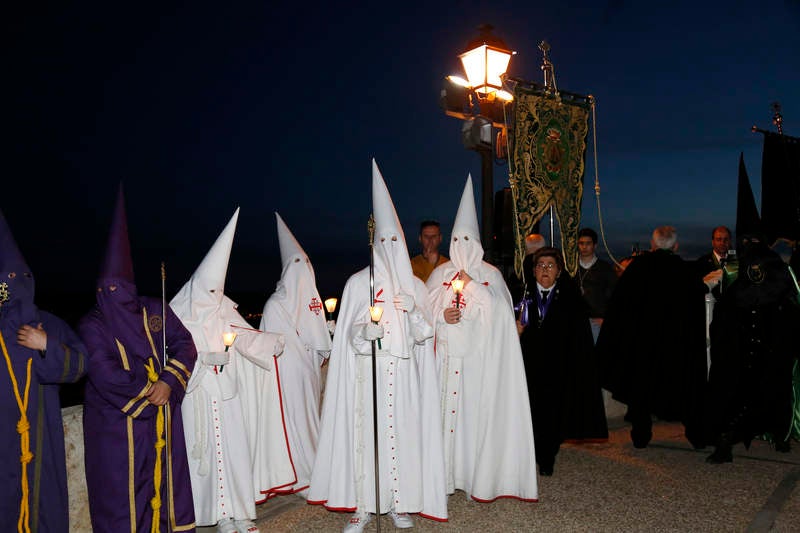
xmin=369 ymin=306 xmax=384 ymax=323
xmin=324 ymin=298 xmax=338 ymax=314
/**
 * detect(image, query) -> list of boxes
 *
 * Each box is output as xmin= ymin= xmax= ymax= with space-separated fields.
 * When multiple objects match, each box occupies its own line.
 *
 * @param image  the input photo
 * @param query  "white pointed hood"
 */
xmin=171 ymin=208 xmax=240 ymax=326
xmin=449 ymin=174 xmax=484 ymax=275
xmin=371 ymin=159 xmax=415 ymax=358
xmin=269 ymin=212 xmax=331 ymax=352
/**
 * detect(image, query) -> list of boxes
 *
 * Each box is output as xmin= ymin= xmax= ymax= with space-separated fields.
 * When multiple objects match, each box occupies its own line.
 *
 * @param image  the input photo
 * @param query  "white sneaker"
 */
xmin=343 ymin=512 xmax=373 ymax=533
xmin=217 ymin=518 xmax=238 ymax=533
xmin=234 ymin=519 xmax=259 ymax=533
xmin=388 ymin=510 xmax=414 ymax=529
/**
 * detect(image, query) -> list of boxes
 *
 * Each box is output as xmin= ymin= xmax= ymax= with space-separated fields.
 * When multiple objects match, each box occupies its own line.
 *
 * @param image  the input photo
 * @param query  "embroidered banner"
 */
xmin=510 ymin=88 xmax=589 ymax=277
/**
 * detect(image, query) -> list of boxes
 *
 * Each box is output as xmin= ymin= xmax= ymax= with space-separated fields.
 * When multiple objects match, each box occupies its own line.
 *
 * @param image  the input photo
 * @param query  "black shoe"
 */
xmin=706 ymin=447 xmax=733 ymax=464
xmin=632 ymin=438 xmax=649 ymax=449
xmin=538 ymin=467 xmax=553 ymax=476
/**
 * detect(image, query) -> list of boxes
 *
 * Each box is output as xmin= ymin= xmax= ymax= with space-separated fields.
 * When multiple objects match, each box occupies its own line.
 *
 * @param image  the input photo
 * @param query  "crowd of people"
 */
xmin=2 ymin=170 xmax=799 ymax=532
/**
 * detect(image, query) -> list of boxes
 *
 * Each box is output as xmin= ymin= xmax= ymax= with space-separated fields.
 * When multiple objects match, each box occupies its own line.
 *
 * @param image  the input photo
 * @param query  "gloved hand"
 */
xmin=393 ymin=292 xmax=415 ymax=313
xmin=327 ymin=319 xmax=336 ymax=336
xmin=273 ymin=335 xmax=286 ymax=356
xmin=703 ymin=269 xmax=723 ymax=290
xmin=362 ymin=322 xmax=384 ymax=341
xmin=203 ymin=351 xmax=230 ymax=366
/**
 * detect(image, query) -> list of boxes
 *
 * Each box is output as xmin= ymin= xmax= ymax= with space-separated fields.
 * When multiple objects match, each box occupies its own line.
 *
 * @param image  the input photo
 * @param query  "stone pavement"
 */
xmin=198 ymin=417 xmax=800 ymax=532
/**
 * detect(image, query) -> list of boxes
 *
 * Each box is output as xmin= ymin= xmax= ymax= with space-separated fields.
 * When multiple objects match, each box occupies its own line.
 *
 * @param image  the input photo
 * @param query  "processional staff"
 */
xmin=367 ymin=214 xmax=382 ymax=533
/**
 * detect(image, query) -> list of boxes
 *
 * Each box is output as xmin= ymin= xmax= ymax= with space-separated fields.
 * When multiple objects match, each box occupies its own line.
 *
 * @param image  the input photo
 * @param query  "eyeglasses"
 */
xmin=535 ymin=262 xmax=557 ymax=271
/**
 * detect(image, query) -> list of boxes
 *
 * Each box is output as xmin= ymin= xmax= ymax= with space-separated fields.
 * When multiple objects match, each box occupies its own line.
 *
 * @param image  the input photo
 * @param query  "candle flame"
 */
xmin=369 ymin=306 xmax=384 ymax=323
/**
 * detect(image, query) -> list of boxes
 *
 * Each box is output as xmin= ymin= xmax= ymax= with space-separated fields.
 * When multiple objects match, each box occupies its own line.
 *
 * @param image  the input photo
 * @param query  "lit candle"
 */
xmin=451 ymin=278 xmax=464 ymax=308
xmin=222 ymin=332 xmax=237 ymax=351
xmin=324 ymin=298 xmax=338 ymax=320
xmin=369 ymin=306 xmax=384 ymax=323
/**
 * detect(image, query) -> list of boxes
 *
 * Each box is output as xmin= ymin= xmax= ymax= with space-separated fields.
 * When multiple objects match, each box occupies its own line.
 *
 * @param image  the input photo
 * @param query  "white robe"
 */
xmin=426 ymin=261 xmax=538 ymax=502
xmin=307 ymin=269 xmax=448 ymax=520
xmin=259 ymin=296 xmax=328 ymax=497
xmin=178 ymin=302 xmax=259 ymax=525
xmin=235 ymin=327 xmax=295 ymax=502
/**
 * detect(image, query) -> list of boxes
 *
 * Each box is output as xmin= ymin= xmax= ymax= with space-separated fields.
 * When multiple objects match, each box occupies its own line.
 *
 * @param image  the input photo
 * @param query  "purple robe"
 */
xmin=0 ymin=311 xmax=87 ymax=532
xmin=80 ymin=297 xmax=197 ymax=533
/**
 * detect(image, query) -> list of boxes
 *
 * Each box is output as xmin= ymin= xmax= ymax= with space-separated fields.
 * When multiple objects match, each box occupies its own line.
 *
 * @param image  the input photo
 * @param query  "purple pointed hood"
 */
xmin=0 ymin=209 xmax=37 ymax=330
xmin=95 ymin=186 xmax=150 ymax=356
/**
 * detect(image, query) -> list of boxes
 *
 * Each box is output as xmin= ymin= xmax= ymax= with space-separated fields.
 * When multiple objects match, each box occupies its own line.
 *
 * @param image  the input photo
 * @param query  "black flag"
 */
xmin=735 ymin=152 xmax=761 ymax=240
xmin=759 ymin=132 xmax=800 ymax=244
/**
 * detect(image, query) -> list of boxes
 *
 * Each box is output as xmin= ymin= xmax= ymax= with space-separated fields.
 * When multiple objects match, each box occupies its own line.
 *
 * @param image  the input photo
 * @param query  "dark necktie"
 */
xmin=541 ymin=290 xmax=550 ymax=303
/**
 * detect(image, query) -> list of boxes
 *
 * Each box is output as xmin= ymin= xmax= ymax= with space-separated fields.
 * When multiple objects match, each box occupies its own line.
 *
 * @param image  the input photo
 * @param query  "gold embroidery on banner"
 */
xmin=163 ymin=366 xmax=187 ymax=390
xmin=115 ymin=338 xmax=130 ymax=371
xmin=127 ymin=417 xmax=135 ymax=533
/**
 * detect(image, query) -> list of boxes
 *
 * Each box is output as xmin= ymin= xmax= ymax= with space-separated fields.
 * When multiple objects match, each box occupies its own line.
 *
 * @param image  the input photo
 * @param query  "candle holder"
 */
xmin=369 ymin=306 xmax=383 ymax=349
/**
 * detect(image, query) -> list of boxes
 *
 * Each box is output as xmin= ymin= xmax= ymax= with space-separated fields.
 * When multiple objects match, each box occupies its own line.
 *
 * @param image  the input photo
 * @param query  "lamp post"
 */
xmin=441 ymin=24 xmax=514 ymax=254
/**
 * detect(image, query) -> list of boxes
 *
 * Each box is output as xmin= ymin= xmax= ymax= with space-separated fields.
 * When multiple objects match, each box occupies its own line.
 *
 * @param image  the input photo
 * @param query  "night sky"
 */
xmin=4 ymin=1 xmax=800 ymax=323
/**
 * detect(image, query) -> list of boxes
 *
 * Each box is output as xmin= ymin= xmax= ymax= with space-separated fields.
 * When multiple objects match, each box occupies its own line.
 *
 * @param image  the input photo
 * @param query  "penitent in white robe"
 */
xmin=178 ymin=299 xmax=262 ymax=526
xmin=260 ymin=298 xmax=328 ymax=497
xmin=307 ymin=270 xmax=448 ymax=520
xmin=426 ymin=262 xmax=538 ymax=503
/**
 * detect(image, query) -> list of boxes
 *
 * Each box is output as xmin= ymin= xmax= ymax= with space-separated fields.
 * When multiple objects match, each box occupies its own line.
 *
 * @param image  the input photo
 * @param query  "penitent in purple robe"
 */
xmin=80 ymin=186 xmax=197 ymax=532
xmin=80 ymin=298 xmax=197 ymax=533
xmin=0 ymin=209 xmax=87 ymax=532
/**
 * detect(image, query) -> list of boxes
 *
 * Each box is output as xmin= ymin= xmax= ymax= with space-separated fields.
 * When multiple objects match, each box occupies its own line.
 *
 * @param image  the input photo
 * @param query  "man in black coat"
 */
xmin=694 ymin=226 xmax=733 ymax=299
xmin=596 ymin=226 xmax=708 ymax=449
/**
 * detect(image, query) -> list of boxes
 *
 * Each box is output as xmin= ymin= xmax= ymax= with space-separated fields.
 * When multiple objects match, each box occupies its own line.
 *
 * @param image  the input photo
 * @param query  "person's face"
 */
xmin=419 ymin=226 xmax=442 ymax=254
xmin=534 ymin=256 xmax=560 ymax=289
xmin=577 ymin=236 xmax=596 ymax=259
xmin=712 ymin=229 xmax=731 ymax=257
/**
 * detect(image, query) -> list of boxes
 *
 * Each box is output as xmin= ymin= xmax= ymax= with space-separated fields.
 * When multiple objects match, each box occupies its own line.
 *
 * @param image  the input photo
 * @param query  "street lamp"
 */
xmin=441 ymin=24 xmax=514 ymax=253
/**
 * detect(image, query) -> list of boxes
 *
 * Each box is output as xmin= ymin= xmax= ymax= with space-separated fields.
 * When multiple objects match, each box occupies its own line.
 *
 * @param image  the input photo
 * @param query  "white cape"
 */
xmin=307 ymin=269 xmax=448 ymax=520
xmin=426 ymin=261 xmax=538 ymax=502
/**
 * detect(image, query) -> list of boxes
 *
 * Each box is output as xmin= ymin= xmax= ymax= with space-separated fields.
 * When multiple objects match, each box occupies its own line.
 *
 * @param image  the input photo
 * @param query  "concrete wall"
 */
xmin=63 ymin=405 xmax=91 ymax=532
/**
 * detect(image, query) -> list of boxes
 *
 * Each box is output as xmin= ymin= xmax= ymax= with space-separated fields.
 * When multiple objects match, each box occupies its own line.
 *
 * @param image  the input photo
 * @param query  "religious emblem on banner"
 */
xmin=308 ymin=297 xmax=323 ymax=315
xmin=510 ymin=87 xmax=589 ymax=277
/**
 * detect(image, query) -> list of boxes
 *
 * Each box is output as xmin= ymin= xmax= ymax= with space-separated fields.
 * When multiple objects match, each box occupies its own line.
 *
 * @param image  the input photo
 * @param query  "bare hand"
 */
xmin=516 ymin=319 xmax=525 ymax=336
xmin=17 ymin=323 xmax=47 ymax=351
xmin=146 ymin=380 xmax=172 ymax=406
xmin=444 ymin=307 xmax=461 ymax=324
xmin=459 ymin=270 xmax=472 ymax=288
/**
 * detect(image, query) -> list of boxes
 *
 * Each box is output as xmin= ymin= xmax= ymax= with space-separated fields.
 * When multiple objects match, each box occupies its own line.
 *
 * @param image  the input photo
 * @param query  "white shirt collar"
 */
xmin=579 ymin=255 xmax=598 ymax=270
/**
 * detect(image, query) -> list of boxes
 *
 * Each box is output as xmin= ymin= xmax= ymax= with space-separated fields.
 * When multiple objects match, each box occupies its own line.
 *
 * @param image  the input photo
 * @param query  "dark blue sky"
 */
xmin=4 ymin=1 xmax=800 ymax=319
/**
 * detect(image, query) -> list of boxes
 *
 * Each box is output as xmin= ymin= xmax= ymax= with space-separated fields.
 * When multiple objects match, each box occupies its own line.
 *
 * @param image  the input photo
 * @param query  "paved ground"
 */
xmin=199 ymin=417 xmax=800 ymax=532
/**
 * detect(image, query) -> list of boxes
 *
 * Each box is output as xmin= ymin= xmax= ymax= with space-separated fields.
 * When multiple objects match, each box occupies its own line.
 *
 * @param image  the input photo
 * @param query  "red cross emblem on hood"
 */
xmin=308 ymin=297 xmax=323 ymax=315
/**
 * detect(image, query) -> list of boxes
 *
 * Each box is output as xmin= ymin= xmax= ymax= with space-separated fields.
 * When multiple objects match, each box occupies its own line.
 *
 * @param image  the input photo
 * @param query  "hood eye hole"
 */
xmin=8 ymin=272 xmax=16 ymax=279
xmin=209 ymin=289 xmax=216 ymax=293
xmin=109 ymin=285 xmax=117 ymax=292
xmin=464 ymin=236 xmax=470 ymax=241
xmin=294 ymin=258 xmax=300 ymax=263
xmin=453 ymin=237 xmax=458 ymax=242
xmin=380 ymin=237 xmax=386 ymax=242
xmin=23 ymin=272 xmax=32 ymax=278
xmin=391 ymin=236 xmax=397 ymax=241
